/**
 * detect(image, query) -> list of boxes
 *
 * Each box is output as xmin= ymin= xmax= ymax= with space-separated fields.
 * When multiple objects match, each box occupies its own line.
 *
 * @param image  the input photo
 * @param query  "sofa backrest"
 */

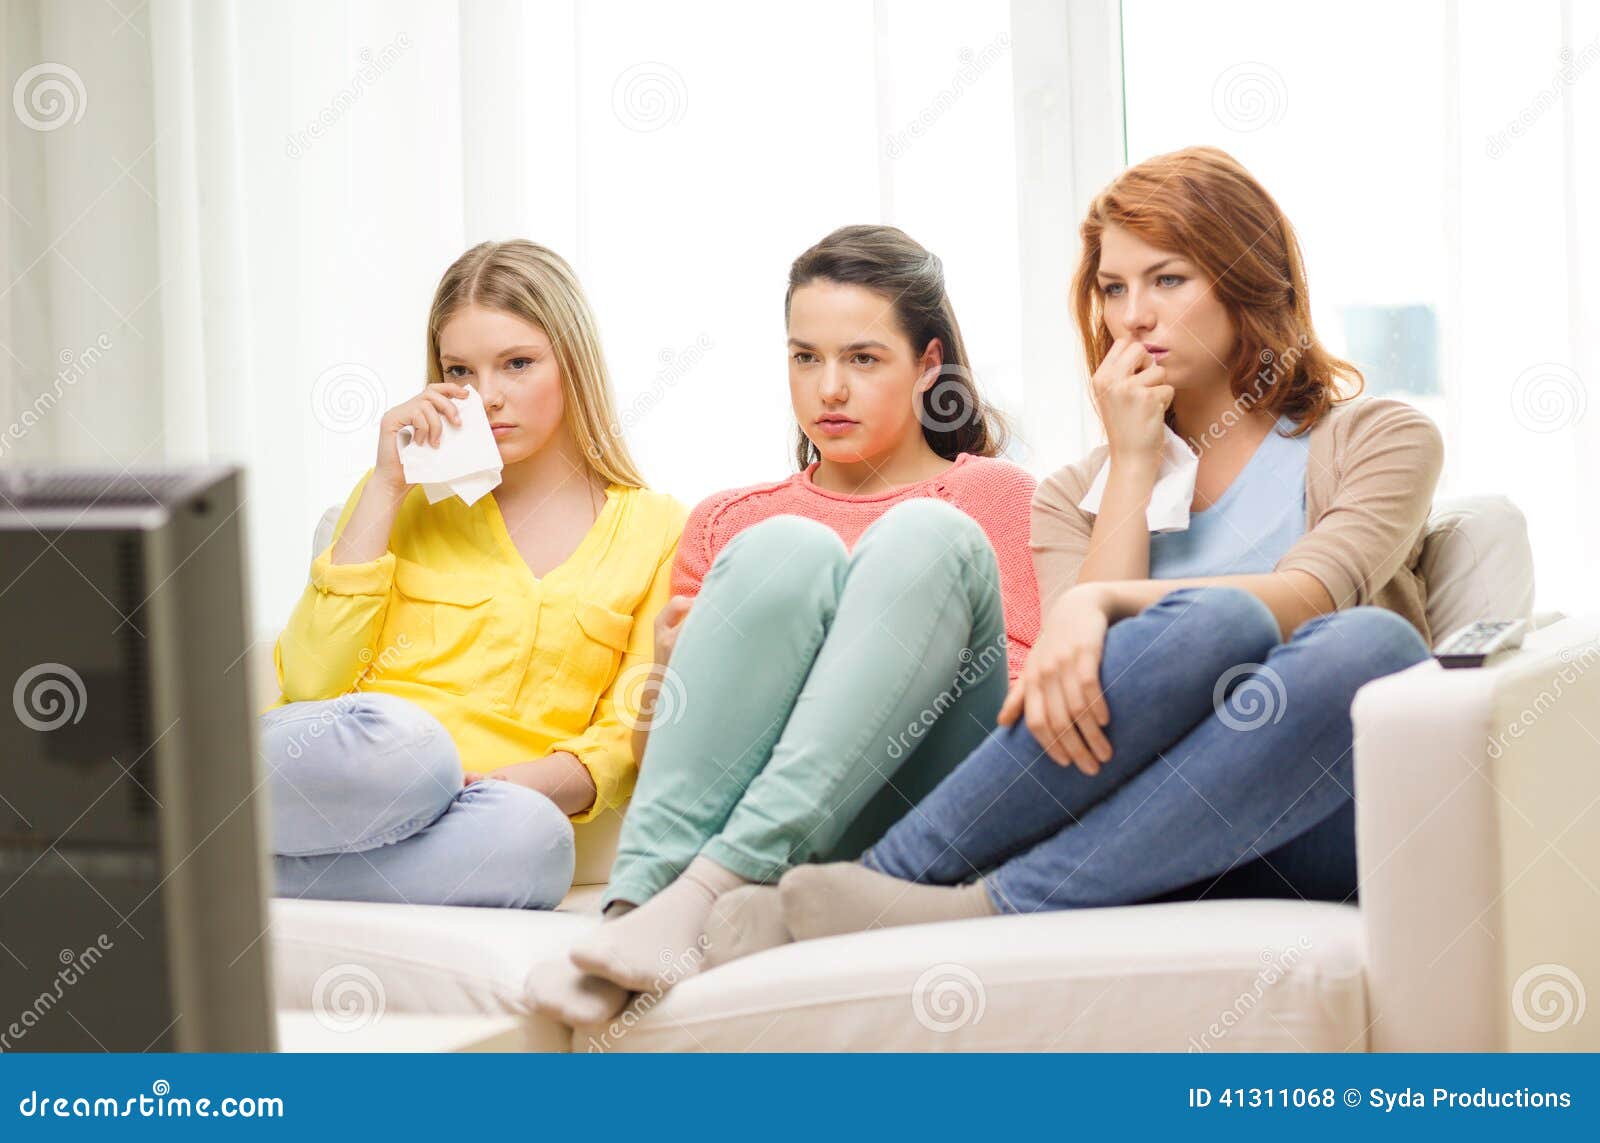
xmin=306 ymin=493 xmax=1535 ymax=887
xmin=1419 ymin=495 xmax=1535 ymax=638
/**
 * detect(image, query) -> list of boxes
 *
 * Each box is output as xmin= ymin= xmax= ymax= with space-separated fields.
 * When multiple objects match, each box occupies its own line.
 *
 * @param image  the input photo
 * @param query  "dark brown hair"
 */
xmin=785 ymin=224 xmax=1010 ymax=468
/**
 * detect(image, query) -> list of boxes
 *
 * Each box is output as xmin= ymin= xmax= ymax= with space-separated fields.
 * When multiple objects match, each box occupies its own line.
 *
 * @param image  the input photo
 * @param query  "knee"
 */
xmin=1157 ymin=586 xmax=1280 ymax=657
xmin=711 ymin=514 xmax=846 ymax=603
xmin=466 ymin=783 xmax=576 ymax=909
xmin=1296 ymin=607 xmax=1430 ymax=677
xmin=260 ymin=693 xmax=460 ymax=798
xmin=861 ymin=497 xmax=988 ymax=562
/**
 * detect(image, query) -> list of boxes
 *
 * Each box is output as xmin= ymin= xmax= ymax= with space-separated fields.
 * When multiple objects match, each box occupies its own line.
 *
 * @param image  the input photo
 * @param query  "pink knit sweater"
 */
xmin=671 ymin=453 xmax=1040 ymax=680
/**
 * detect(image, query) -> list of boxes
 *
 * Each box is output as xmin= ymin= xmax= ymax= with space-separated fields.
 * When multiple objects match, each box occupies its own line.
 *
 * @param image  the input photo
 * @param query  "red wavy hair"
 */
xmin=1070 ymin=146 xmax=1362 ymax=435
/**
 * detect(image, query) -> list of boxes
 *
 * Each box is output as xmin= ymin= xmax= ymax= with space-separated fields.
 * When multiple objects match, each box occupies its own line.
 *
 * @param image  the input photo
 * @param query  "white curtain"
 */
xmin=1121 ymin=0 xmax=1600 ymax=614
xmin=6 ymin=0 xmax=1114 ymax=640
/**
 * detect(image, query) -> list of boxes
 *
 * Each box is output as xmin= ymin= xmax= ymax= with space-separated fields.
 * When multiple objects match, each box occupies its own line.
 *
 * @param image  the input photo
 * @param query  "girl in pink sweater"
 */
xmin=533 ymin=225 xmax=1039 ymax=1025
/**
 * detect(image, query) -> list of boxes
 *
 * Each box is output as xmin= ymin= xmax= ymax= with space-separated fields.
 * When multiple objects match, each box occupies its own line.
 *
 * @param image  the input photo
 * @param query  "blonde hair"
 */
xmin=426 ymin=240 xmax=645 ymax=487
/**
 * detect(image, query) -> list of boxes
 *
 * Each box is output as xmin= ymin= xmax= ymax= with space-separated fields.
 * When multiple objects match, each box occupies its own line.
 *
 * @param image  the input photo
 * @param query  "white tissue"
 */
xmin=396 ymin=384 xmax=504 ymax=506
xmin=1077 ymin=425 xmax=1200 ymax=533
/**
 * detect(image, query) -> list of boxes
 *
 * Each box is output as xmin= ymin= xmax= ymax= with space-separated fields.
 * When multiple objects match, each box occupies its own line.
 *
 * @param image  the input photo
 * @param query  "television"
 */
xmin=0 ymin=466 xmax=274 ymax=1051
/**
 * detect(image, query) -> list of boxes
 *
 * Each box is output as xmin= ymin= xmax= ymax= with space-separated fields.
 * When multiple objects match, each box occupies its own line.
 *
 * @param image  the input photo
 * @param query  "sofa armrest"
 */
xmin=1351 ymin=614 xmax=1600 ymax=1051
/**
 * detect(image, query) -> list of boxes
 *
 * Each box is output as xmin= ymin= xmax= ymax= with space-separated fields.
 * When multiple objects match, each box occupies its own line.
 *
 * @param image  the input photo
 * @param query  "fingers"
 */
xmin=1023 ymin=675 xmax=1049 ymax=748
xmin=1081 ymin=648 xmax=1111 ymax=730
xmin=396 ymin=387 xmax=467 ymax=448
xmin=417 ymin=402 xmax=443 ymax=446
xmin=424 ymin=388 xmax=464 ymax=428
xmin=1064 ymin=658 xmax=1112 ymax=765
xmin=1113 ymin=337 xmax=1152 ymax=374
xmin=997 ymin=680 xmax=1023 ymax=726
xmin=1024 ymin=674 xmax=1093 ymax=774
xmin=1098 ymin=342 xmax=1161 ymax=408
xmin=1108 ymin=336 xmax=1142 ymax=368
xmin=664 ymin=596 xmax=693 ymax=626
xmin=1043 ymin=673 xmax=1101 ymax=775
xmin=1094 ymin=338 xmax=1141 ymax=389
xmin=1122 ymin=341 xmax=1153 ymax=375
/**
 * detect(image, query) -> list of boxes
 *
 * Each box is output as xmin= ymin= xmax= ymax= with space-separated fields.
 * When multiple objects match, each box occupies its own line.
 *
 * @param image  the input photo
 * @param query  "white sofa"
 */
xmin=262 ymin=496 xmax=1600 ymax=1051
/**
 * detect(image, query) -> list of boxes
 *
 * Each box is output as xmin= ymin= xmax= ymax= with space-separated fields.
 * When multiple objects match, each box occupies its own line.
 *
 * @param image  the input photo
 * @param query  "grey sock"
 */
xmin=702 ymin=884 xmax=791 ymax=969
xmin=526 ymin=956 xmax=631 ymax=1027
xmin=571 ymin=856 xmax=749 ymax=991
xmin=780 ymin=862 xmax=997 ymax=940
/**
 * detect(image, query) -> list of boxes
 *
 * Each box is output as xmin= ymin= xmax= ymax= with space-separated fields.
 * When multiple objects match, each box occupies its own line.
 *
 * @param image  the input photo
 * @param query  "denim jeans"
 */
xmin=604 ymin=499 xmax=1011 ymax=909
xmin=863 ymin=586 xmax=1431 ymax=912
xmin=261 ymin=692 xmax=575 ymax=909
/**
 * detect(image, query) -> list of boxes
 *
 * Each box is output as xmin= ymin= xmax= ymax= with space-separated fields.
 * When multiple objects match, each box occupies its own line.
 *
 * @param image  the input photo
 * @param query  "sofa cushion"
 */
xmin=1420 ymin=494 xmax=1535 ymax=638
xmin=573 ymin=899 xmax=1368 ymax=1052
xmin=270 ymin=896 xmax=601 ymax=1051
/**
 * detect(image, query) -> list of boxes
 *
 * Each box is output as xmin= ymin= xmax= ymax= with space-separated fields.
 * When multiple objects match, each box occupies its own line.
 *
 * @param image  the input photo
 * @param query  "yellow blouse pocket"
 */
xmin=384 ymin=558 xmax=498 ymax=694
xmin=562 ymin=598 xmax=635 ymax=721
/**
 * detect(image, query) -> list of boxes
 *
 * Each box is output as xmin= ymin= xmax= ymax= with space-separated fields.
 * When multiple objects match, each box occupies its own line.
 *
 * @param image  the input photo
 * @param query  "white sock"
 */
xmin=569 ymin=856 xmax=749 ymax=992
xmin=526 ymin=957 xmax=631 ymax=1026
xmin=702 ymin=884 xmax=791 ymax=969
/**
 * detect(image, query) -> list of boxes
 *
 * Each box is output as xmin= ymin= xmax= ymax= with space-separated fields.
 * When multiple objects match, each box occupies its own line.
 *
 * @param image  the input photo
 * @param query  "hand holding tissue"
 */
xmin=1077 ymin=425 xmax=1200 ymax=533
xmin=396 ymin=385 xmax=505 ymax=507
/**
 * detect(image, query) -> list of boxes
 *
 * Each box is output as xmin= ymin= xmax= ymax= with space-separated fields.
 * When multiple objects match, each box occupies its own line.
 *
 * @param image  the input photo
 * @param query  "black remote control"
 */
xmin=1433 ymin=619 xmax=1527 ymax=669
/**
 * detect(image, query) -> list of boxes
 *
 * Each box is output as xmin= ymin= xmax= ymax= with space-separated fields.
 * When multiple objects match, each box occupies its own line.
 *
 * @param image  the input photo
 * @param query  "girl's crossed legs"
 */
xmin=263 ymin=692 xmax=575 ymax=910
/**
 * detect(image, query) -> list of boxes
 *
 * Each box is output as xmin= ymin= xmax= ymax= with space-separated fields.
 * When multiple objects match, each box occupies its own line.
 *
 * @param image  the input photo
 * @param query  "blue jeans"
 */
xmin=863 ymin=587 xmax=1431 ymax=912
xmin=260 ymin=692 xmax=575 ymax=909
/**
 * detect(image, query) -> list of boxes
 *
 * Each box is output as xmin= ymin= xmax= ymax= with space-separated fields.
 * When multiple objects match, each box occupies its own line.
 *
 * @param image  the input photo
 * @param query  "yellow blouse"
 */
xmin=267 ymin=468 xmax=688 ymax=822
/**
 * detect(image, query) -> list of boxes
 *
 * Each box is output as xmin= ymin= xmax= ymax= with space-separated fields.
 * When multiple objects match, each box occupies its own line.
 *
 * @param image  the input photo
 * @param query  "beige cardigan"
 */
xmin=1030 ymin=397 xmax=1446 ymax=640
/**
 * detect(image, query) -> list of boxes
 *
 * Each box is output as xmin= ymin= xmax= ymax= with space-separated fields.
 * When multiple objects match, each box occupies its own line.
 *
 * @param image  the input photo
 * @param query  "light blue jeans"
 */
xmin=864 ymin=586 xmax=1431 ymax=912
xmin=260 ymin=692 xmax=574 ymax=909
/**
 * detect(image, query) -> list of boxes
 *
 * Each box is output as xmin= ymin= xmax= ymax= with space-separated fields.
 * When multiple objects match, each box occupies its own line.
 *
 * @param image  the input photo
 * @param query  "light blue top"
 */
xmin=1148 ymin=415 xmax=1309 ymax=579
